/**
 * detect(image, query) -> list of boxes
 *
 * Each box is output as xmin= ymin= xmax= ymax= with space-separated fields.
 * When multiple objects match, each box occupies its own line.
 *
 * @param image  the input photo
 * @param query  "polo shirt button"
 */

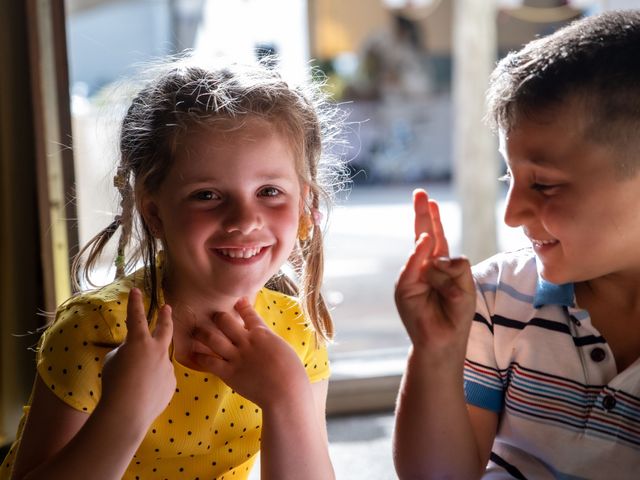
xmin=602 ymin=394 xmax=617 ymax=411
xmin=590 ymin=347 xmax=606 ymax=362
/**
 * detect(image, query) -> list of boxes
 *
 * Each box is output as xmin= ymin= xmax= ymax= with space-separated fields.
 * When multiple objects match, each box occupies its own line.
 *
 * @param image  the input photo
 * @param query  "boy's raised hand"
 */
xmin=395 ymin=189 xmax=476 ymax=362
xmin=101 ymin=288 xmax=176 ymax=427
xmin=190 ymin=299 xmax=308 ymax=409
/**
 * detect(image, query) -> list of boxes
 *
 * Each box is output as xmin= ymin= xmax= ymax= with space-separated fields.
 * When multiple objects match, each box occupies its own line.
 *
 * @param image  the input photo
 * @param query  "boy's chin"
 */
xmin=536 ymin=264 xmax=573 ymax=286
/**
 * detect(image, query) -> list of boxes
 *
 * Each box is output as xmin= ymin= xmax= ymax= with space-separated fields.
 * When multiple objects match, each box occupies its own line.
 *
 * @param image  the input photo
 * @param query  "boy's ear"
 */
xmin=140 ymin=195 xmax=163 ymax=238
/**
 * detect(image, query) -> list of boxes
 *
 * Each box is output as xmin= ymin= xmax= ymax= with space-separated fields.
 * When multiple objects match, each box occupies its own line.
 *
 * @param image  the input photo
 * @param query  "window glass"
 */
xmin=66 ymin=0 xmax=581 ymax=380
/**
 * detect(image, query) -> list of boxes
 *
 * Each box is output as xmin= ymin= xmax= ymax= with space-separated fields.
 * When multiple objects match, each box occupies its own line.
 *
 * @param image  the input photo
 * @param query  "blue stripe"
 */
xmin=465 ymin=370 xmax=503 ymax=391
xmin=479 ymin=282 xmax=535 ymax=305
xmin=507 ymin=401 xmax=587 ymax=430
xmin=464 ymin=380 xmax=503 ymax=413
xmin=509 ymin=375 xmax=597 ymax=406
xmin=509 ymin=382 xmax=595 ymax=411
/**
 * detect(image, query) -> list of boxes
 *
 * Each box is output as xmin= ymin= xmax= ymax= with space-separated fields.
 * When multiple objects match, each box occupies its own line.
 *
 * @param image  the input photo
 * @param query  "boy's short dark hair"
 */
xmin=487 ymin=10 xmax=640 ymax=169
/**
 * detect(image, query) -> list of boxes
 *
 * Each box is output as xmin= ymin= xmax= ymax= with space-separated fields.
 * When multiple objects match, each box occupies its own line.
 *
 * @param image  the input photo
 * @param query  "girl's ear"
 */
xmin=140 ymin=194 xmax=163 ymax=238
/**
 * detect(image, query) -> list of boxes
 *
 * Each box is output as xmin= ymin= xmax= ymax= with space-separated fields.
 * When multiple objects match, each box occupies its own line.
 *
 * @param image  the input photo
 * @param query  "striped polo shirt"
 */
xmin=465 ymin=248 xmax=640 ymax=480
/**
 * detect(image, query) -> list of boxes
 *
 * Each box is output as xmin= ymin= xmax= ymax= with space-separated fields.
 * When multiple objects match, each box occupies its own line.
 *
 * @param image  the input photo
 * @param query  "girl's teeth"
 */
xmin=219 ymin=247 xmax=261 ymax=258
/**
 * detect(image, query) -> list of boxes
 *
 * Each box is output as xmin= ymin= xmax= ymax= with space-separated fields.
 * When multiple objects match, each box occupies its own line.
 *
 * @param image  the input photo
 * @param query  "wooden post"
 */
xmin=452 ymin=0 xmax=498 ymax=262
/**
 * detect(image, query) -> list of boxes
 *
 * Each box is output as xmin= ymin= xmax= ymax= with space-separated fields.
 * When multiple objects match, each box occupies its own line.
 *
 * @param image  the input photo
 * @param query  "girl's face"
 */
xmin=144 ymin=120 xmax=304 ymax=302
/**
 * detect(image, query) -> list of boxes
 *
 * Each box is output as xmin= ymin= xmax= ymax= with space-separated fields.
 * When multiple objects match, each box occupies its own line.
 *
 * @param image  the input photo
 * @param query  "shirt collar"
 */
xmin=533 ymin=277 xmax=575 ymax=308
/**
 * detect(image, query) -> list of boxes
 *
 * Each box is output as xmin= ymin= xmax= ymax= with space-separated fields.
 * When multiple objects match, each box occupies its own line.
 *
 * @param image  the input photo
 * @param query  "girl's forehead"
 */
xmin=178 ymin=117 xmax=292 ymax=150
xmin=174 ymin=118 xmax=306 ymax=174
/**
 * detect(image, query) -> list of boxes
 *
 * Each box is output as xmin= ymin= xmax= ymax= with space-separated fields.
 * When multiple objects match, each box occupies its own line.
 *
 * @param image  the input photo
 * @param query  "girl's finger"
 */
xmin=191 ymin=352 xmax=229 ymax=378
xmin=429 ymin=200 xmax=450 ymax=257
xmin=152 ymin=304 xmax=173 ymax=347
xmin=193 ymin=323 xmax=237 ymax=359
xmin=212 ymin=311 xmax=247 ymax=345
xmin=233 ymin=297 xmax=265 ymax=330
xmin=413 ymin=189 xmax=433 ymax=242
xmin=191 ymin=338 xmax=218 ymax=357
xmin=125 ymin=288 xmax=149 ymax=340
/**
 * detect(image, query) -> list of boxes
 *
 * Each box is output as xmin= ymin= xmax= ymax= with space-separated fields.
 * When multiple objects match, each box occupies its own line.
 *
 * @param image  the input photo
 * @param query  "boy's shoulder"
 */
xmin=472 ymin=247 xmax=537 ymax=285
xmin=471 ymin=248 xmax=545 ymax=316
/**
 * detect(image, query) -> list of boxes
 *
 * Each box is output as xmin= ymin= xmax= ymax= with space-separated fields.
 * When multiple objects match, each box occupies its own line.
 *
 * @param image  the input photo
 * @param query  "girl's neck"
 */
xmin=161 ymin=277 xmax=257 ymax=325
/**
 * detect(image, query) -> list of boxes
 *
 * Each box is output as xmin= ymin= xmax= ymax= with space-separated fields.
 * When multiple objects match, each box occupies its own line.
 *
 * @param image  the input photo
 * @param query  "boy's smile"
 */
xmin=500 ymin=101 xmax=640 ymax=285
xmin=143 ymin=119 xmax=303 ymax=304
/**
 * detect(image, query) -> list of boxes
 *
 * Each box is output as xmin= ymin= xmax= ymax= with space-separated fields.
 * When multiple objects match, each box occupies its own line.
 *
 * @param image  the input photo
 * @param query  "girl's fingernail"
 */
xmin=235 ymin=297 xmax=249 ymax=308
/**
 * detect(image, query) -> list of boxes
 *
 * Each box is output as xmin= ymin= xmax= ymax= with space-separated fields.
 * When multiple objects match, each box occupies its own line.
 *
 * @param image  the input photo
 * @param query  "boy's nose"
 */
xmin=503 ymin=186 xmax=532 ymax=228
xmin=224 ymin=202 xmax=263 ymax=234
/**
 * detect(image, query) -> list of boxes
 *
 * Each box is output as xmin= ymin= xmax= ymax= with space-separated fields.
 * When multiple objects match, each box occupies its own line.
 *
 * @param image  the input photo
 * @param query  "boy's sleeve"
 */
xmin=463 ymin=282 xmax=505 ymax=413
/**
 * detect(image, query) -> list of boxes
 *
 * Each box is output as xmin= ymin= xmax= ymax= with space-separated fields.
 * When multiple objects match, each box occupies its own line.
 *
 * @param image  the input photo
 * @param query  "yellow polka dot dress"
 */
xmin=1 ymin=268 xmax=330 ymax=480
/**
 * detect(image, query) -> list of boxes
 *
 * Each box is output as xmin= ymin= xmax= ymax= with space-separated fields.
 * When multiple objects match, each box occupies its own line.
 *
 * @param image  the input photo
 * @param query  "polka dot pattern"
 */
xmin=1 ymin=269 xmax=330 ymax=480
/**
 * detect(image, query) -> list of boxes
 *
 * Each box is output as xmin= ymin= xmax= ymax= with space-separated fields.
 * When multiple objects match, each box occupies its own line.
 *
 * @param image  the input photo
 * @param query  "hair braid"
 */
xmin=113 ymin=167 xmax=135 ymax=278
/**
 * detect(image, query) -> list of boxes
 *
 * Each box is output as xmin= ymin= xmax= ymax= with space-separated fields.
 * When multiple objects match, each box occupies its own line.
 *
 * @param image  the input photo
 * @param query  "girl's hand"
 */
xmin=395 ymin=189 xmax=476 ymax=363
xmin=190 ymin=298 xmax=308 ymax=409
xmin=101 ymin=288 xmax=176 ymax=428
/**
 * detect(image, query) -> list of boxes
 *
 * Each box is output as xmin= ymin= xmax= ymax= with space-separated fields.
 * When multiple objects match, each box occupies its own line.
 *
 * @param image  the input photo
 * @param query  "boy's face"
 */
xmin=500 ymin=104 xmax=640 ymax=285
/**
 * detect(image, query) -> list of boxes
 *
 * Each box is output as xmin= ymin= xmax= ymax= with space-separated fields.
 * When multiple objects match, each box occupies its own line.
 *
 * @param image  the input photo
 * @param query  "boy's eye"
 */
xmin=530 ymin=183 xmax=557 ymax=193
xmin=259 ymin=186 xmax=281 ymax=197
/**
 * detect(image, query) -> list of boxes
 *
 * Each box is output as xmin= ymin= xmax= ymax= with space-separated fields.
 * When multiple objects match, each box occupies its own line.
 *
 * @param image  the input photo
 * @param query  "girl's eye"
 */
xmin=259 ymin=186 xmax=281 ymax=197
xmin=192 ymin=190 xmax=218 ymax=201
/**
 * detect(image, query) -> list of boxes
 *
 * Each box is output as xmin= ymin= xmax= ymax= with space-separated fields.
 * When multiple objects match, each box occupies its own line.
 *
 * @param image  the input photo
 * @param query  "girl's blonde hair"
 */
xmin=72 ymin=54 xmax=348 ymax=343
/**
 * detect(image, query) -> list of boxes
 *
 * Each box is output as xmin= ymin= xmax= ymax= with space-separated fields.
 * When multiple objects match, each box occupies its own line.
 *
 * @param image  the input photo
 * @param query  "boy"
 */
xmin=393 ymin=10 xmax=640 ymax=480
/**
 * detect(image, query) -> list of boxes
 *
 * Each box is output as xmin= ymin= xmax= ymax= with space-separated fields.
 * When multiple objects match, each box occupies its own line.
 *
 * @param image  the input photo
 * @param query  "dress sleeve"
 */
xmin=463 ymin=271 xmax=505 ymax=413
xmin=301 ymin=334 xmax=331 ymax=384
xmin=37 ymin=296 xmax=119 ymax=413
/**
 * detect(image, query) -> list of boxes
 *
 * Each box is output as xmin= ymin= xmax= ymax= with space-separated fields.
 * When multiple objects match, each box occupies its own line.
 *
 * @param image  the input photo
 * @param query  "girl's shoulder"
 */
xmin=51 ymin=272 xmax=147 ymax=343
xmin=257 ymin=286 xmax=300 ymax=307
xmin=255 ymin=288 xmax=308 ymax=336
xmin=257 ymin=288 xmax=330 ymax=381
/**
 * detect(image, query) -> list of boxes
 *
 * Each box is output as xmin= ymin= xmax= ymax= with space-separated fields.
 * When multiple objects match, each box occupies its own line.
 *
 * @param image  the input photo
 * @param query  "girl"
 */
xmin=2 ymin=56 xmax=346 ymax=480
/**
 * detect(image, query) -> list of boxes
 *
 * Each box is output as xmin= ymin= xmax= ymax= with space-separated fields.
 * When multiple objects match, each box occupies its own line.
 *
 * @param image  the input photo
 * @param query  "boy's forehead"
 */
xmin=497 ymin=101 xmax=594 ymax=164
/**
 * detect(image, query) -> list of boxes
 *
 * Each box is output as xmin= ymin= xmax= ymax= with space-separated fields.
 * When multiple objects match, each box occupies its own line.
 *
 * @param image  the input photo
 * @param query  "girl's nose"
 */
xmin=224 ymin=201 xmax=263 ymax=235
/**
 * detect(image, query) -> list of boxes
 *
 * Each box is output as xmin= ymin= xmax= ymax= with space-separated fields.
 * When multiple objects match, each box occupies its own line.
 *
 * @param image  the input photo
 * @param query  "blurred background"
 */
xmin=2 ymin=1 xmax=638 ymax=478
